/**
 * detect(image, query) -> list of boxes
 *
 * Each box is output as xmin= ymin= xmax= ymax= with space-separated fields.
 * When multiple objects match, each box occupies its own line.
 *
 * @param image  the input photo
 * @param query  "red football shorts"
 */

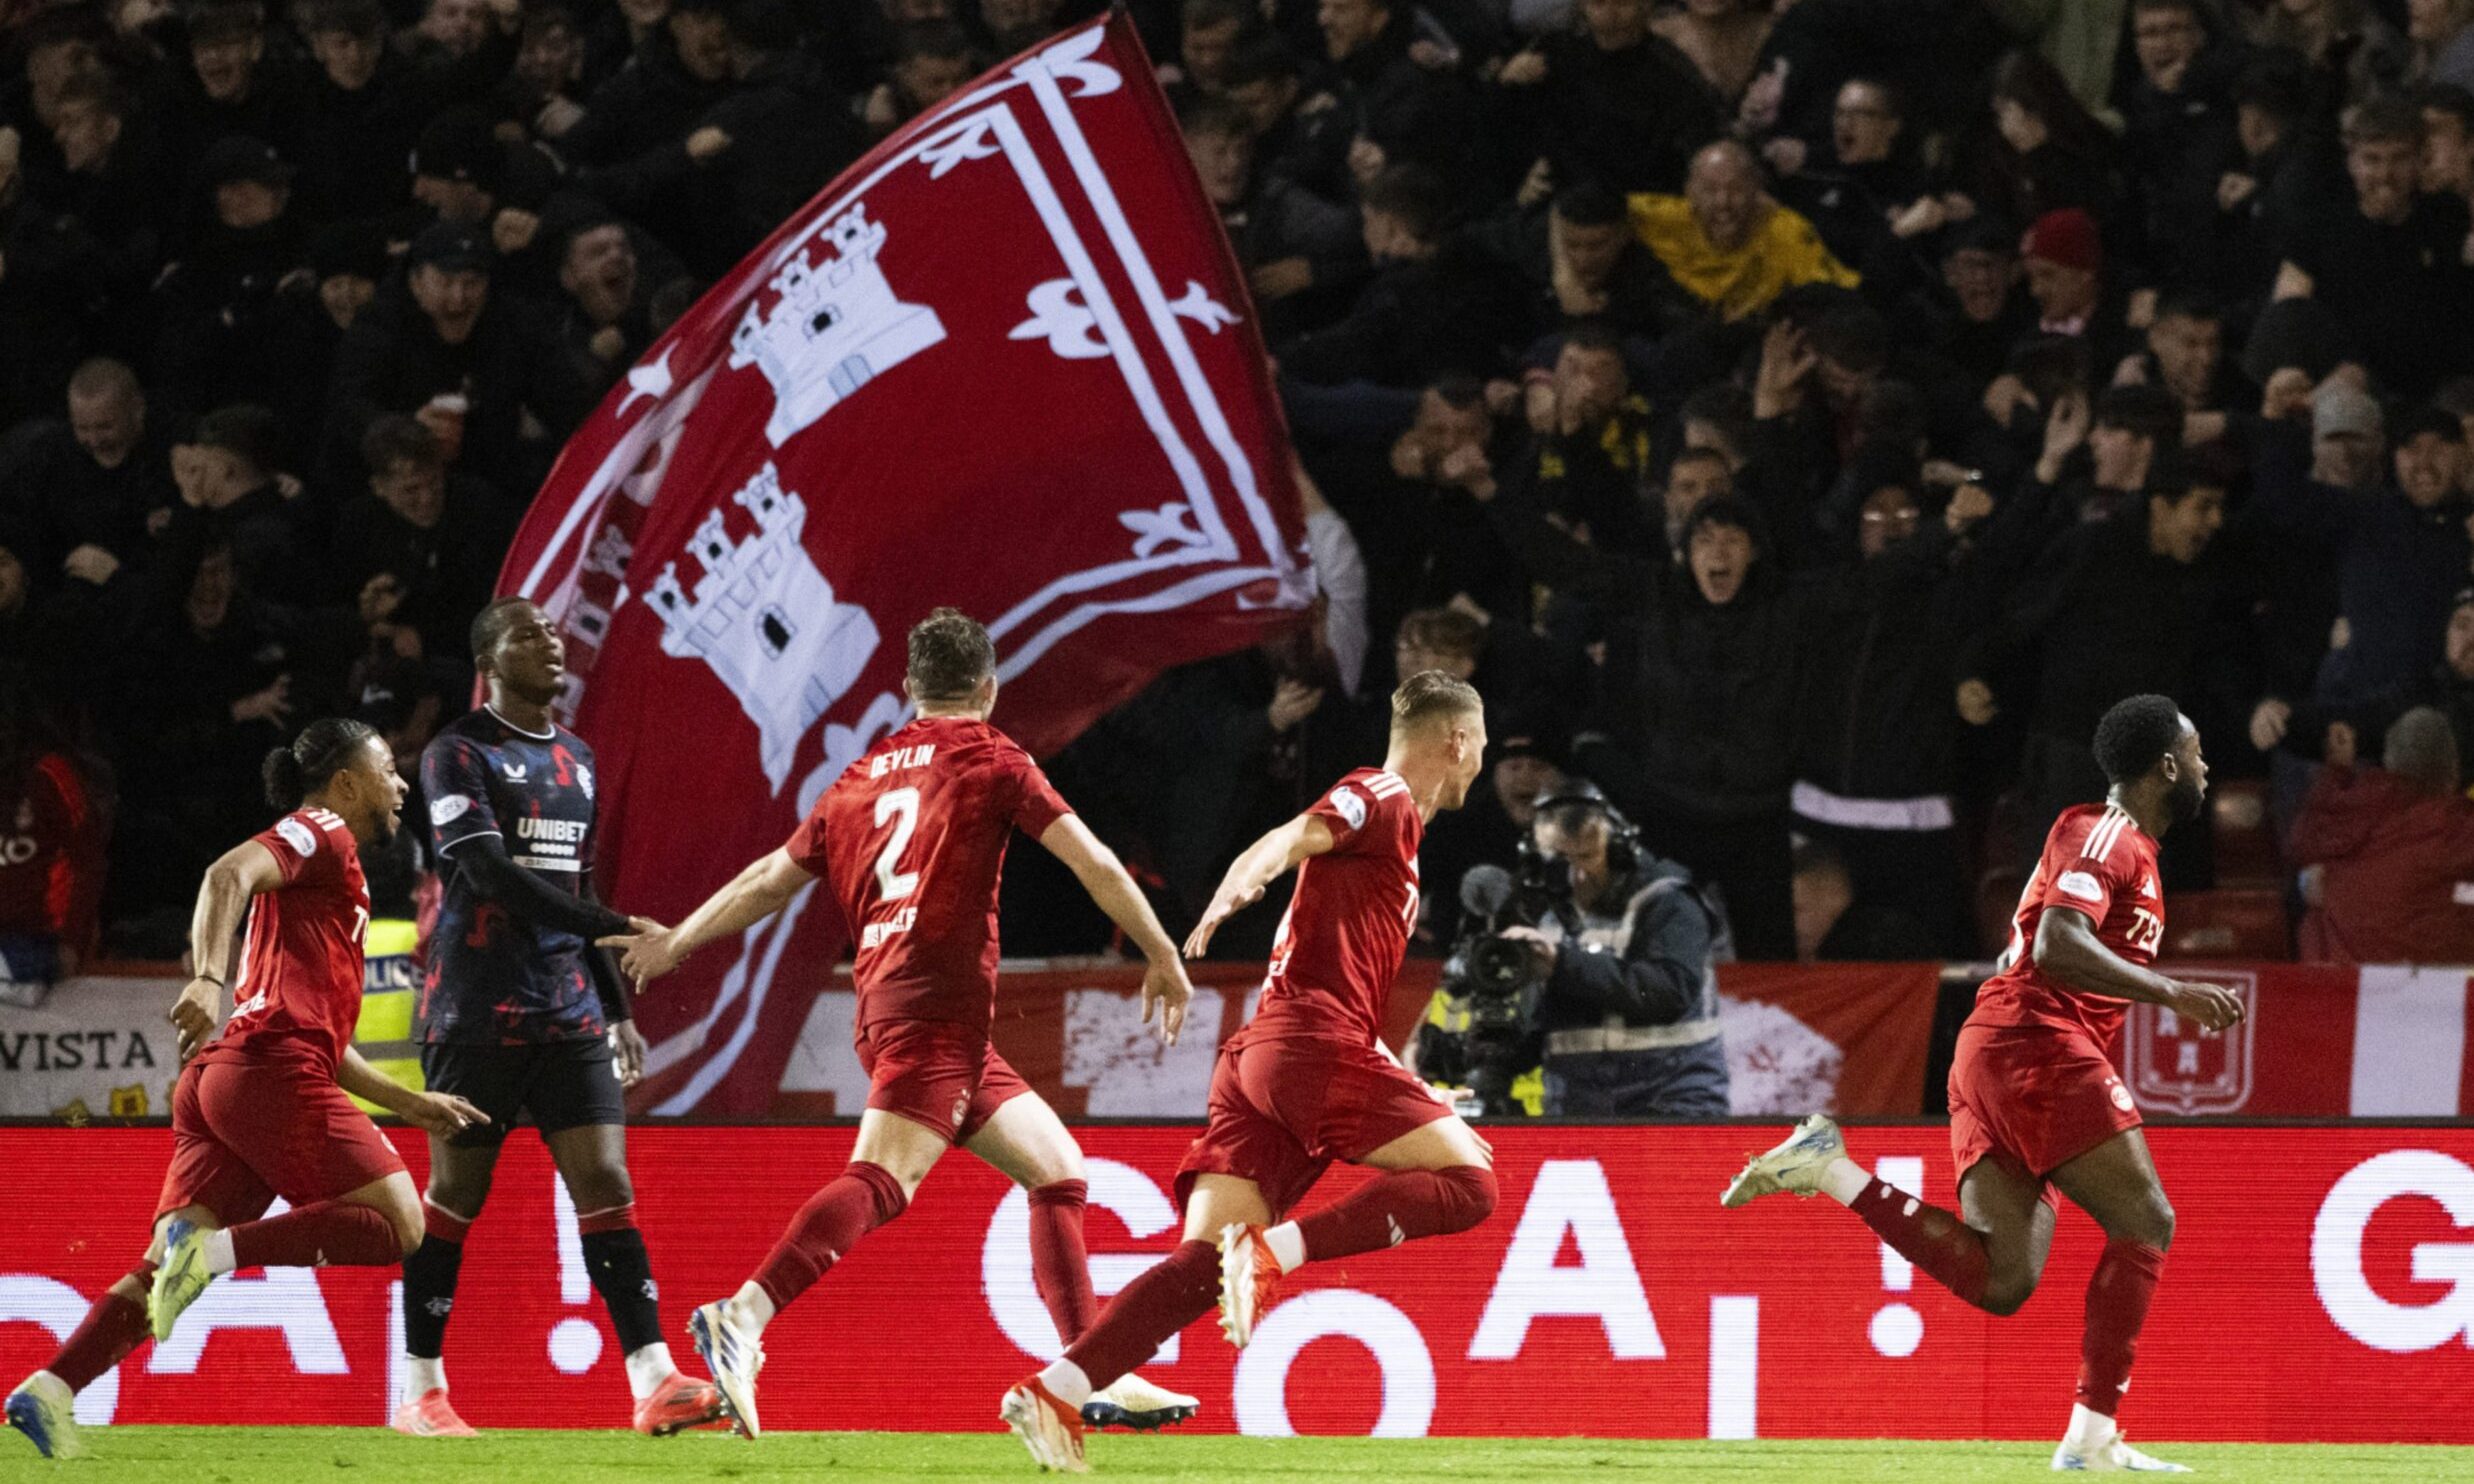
xmin=157 ymin=1059 xmax=407 ymax=1223
xmin=855 ymin=1018 xmax=1031 ymax=1143
xmin=1947 ymin=1022 xmax=2143 ymax=1212
xmin=1174 ymin=1030 xmax=1454 ymax=1219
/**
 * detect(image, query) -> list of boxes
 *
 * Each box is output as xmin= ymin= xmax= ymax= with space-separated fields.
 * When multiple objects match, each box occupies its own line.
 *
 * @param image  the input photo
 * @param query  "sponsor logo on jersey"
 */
xmin=2108 ymin=1077 xmax=2137 ymax=1113
xmin=860 ymin=905 xmax=918 ymax=949
xmin=2141 ymin=875 xmax=2160 ymax=900
xmin=275 ymin=817 xmax=318 ymax=858
xmin=578 ymin=763 xmax=594 ymax=800
xmin=2057 ymin=870 xmax=2104 ymax=903
xmin=1331 ymin=785 xmax=1367 ymax=829
xmin=431 ymin=795 xmax=475 ymax=826
xmin=503 ymin=762 xmax=529 ymax=782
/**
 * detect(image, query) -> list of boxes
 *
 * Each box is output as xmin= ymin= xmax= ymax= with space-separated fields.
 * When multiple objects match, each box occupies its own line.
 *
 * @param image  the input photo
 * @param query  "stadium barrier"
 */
xmin=1 ymin=1124 xmax=2467 ymax=1441
xmin=7 ymin=960 xmax=2467 ymax=1119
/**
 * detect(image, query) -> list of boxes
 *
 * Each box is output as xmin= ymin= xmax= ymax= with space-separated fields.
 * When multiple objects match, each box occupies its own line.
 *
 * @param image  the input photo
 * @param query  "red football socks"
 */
xmin=1850 ymin=1178 xmax=1991 ymax=1308
xmin=46 ymin=1265 xmax=155 ymax=1391
xmin=1027 ymin=1179 xmax=1097 ymax=1345
xmin=1059 ymin=1238 xmax=1220 ymax=1393
xmin=1296 ymin=1166 xmax=1498 ymax=1263
xmin=2077 ymin=1238 xmax=2167 ymax=1417
xmin=228 ymin=1201 xmax=403 ymax=1270
xmin=751 ymin=1161 xmax=908 ymax=1312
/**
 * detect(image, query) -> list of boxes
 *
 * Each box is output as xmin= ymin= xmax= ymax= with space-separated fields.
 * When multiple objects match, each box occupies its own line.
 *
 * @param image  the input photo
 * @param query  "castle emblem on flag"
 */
xmin=2126 ymin=971 xmax=2256 ymax=1115
xmin=648 ymin=464 xmax=881 ymax=792
xmin=730 ymin=204 xmax=946 ymax=447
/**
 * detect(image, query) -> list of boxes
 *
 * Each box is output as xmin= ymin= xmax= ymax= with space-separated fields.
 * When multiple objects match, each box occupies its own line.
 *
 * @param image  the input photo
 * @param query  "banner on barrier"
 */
xmin=2 ymin=1125 xmax=2468 ymax=1442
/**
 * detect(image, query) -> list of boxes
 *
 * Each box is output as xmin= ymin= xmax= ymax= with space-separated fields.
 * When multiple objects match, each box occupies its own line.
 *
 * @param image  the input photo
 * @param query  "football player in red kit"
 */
xmin=603 ymin=609 xmax=1199 ymax=1439
xmin=5 ymin=720 xmax=486 ymax=1460
xmin=1723 ymin=695 xmax=2245 ymax=1474
xmin=1000 ymin=670 xmax=1500 ymax=1474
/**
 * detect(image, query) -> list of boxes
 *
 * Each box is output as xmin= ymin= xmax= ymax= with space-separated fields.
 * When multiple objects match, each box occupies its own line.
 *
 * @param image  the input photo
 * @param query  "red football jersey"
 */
xmin=785 ymin=715 xmax=1070 ymax=1031
xmin=1248 ymin=768 xmax=1424 ymax=1047
xmin=1973 ymin=802 xmax=2165 ymax=1047
xmin=193 ymin=807 xmax=371 ymax=1074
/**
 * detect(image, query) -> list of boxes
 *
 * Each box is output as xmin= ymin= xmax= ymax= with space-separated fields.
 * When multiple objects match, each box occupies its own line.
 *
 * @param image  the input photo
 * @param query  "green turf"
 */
xmin=6 ymin=1430 xmax=2470 ymax=1483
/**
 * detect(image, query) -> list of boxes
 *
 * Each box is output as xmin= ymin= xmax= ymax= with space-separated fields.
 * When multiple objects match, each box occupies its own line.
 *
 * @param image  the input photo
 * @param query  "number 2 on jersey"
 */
xmin=874 ymin=787 xmax=921 ymax=900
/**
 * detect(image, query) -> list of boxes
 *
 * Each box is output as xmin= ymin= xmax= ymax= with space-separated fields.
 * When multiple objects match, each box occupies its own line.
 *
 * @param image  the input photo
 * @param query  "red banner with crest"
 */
xmin=493 ymin=15 xmax=1309 ymax=1112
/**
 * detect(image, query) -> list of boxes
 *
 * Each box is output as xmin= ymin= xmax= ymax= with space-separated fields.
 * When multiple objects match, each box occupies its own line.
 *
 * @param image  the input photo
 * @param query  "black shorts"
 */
xmin=421 ymin=1037 xmax=626 ymax=1148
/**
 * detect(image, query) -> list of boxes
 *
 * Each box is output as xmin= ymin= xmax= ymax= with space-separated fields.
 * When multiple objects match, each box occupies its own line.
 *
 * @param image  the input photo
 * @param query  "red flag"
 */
xmin=498 ymin=14 xmax=1310 ymax=1112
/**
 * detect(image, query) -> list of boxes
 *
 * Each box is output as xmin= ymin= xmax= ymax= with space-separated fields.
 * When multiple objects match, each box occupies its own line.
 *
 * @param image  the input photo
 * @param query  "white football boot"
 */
xmin=687 ymin=1301 xmax=765 ymax=1438
xmin=1721 ymin=1114 xmax=1847 ymax=1207
xmin=1082 ymin=1372 xmax=1199 ymax=1431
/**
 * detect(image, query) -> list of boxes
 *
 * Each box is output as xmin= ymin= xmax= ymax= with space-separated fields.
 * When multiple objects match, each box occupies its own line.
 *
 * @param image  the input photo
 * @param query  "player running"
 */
xmin=6 ymin=721 xmax=487 ymax=1461
xmin=1000 ymin=670 xmax=1501 ymax=1474
xmin=602 ymin=608 xmax=1201 ymax=1440
xmin=392 ymin=598 xmax=723 ymax=1438
xmin=1722 ymin=695 xmax=2244 ymax=1474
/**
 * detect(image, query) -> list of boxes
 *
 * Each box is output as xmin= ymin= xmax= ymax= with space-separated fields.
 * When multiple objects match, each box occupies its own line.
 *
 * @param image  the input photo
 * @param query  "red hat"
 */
xmin=2021 ymin=208 xmax=2102 ymax=275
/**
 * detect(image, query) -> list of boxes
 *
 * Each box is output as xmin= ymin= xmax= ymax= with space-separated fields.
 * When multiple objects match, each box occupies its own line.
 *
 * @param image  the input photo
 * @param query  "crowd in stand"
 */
xmin=8 ymin=0 xmax=2474 ymax=970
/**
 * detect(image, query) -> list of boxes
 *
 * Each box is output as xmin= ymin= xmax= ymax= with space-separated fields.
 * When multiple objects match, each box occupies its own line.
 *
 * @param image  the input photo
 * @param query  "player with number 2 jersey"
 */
xmin=602 ymin=609 xmax=1199 ymax=1442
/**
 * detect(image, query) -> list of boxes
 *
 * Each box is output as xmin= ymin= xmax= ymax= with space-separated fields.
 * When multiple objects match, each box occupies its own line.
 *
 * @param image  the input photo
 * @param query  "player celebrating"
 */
xmin=5 ymin=721 xmax=486 ymax=1460
xmin=999 ymin=670 xmax=1501 ymax=1475
xmin=393 ymin=598 xmax=723 ymax=1438
xmin=1722 ymin=695 xmax=2244 ymax=1473
xmin=602 ymin=608 xmax=1200 ymax=1440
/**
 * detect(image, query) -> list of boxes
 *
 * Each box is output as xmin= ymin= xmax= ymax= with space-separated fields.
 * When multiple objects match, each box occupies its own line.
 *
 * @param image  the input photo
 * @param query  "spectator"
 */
xmin=1179 ymin=94 xmax=1363 ymax=344
xmin=1958 ymin=468 xmax=2244 ymax=887
xmin=1792 ymin=470 xmax=1989 ymax=953
xmin=157 ymin=402 xmax=306 ymax=603
xmin=1771 ymin=77 xmax=1936 ymax=287
xmin=1475 ymin=470 xmax=1804 ymax=958
xmin=2291 ymin=705 xmax=2474 ymax=961
xmin=1475 ymin=180 xmax=1681 ymax=343
xmin=1790 ymin=838 xmax=1938 ymax=961
xmin=1982 ymin=0 xmax=2128 ymax=126
xmin=1650 ymin=0 xmax=1767 ymax=104
xmin=327 ymin=221 xmax=595 ymax=493
xmin=331 ymin=414 xmax=520 ymax=665
xmin=1494 ymin=0 xmax=1718 ymax=195
xmin=1 ymin=358 xmax=171 ymax=576
xmin=1279 ymin=164 xmax=1523 ymax=384
xmin=2120 ymin=0 xmax=2241 ymax=286
xmin=1970 ymin=51 xmax=2125 ymax=233
xmin=0 ymin=671 xmax=106 ymax=982
xmin=1626 ymin=138 xmax=1859 ymax=324
xmin=298 ymin=0 xmax=437 ymax=222
xmin=2273 ymin=97 xmax=2474 ymax=399
xmin=2255 ymin=397 xmax=2471 ymax=711
xmin=2409 ymin=0 xmax=2474 ymax=91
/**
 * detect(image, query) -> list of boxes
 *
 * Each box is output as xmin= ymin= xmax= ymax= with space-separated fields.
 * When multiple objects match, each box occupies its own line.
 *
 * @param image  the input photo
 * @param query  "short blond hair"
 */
xmin=1391 ymin=669 xmax=1482 ymax=734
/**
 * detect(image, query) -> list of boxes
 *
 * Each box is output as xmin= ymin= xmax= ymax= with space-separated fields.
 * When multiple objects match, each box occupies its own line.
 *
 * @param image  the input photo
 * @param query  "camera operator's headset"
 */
xmin=1529 ymin=778 xmax=1642 ymax=873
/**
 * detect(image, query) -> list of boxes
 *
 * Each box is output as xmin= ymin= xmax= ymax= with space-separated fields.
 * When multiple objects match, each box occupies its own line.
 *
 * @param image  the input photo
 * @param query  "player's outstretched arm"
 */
xmin=171 ymin=839 xmax=284 ymax=1062
xmin=1038 ymin=814 xmax=1193 ymax=1045
xmin=337 ymin=1046 xmax=489 ymax=1137
xmin=1183 ymin=812 xmax=1337 ymax=959
xmin=598 ymin=846 xmax=815 ymax=985
xmin=2033 ymin=907 xmax=2245 ymax=1030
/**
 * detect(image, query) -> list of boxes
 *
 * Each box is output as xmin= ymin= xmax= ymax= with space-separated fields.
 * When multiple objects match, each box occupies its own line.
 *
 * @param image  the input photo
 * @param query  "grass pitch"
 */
xmin=7 ymin=1430 xmax=2470 ymax=1483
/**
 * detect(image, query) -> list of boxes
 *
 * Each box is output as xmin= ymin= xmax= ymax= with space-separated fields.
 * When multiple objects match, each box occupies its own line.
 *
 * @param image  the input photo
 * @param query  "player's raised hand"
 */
xmin=611 ymin=1019 xmax=649 ymax=1087
xmin=1182 ymin=885 xmax=1261 ymax=959
xmin=404 ymin=1091 xmax=490 ymax=1138
xmin=169 ymin=976 xmax=221 ymax=1063
xmin=2165 ymin=979 xmax=2245 ymax=1032
xmin=1140 ymin=958 xmax=1193 ymax=1046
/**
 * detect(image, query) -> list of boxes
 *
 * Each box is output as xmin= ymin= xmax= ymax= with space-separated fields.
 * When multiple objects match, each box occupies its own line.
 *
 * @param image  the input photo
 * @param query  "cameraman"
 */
xmin=1500 ymin=782 xmax=1732 ymax=1117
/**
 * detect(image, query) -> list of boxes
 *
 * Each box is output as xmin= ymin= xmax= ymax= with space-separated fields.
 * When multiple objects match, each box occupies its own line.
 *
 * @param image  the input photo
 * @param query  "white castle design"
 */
xmin=729 ymin=204 xmax=946 ymax=447
xmin=648 ymin=464 xmax=881 ymax=792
